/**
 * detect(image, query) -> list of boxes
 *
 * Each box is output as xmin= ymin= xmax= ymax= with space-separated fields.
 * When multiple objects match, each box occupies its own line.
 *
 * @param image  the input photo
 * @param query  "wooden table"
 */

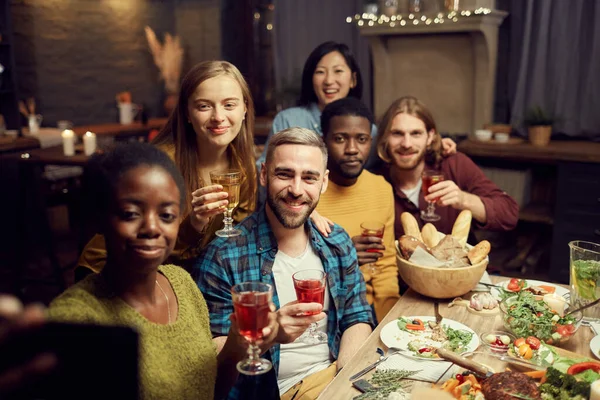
xmin=14 ymin=145 xmax=90 ymax=166
xmin=0 ymin=136 xmax=40 ymax=154
xmin=319 ymin=276 xmax=595 ymax=399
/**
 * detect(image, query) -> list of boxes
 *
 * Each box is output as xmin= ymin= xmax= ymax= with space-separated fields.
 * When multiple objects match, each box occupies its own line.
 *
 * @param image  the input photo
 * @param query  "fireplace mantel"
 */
xmin=361 ymin=10 xmax=508 ymax=135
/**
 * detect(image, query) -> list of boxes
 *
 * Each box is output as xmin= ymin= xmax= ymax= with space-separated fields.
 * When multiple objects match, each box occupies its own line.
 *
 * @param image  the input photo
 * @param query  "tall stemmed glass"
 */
xmin=360 ymin=221 xmax=385 ymax=275
xmin=210 ymin=169 xmax=242 ymax=237
xmin=292 ymin=270 xmax=328 ymax=345
xmin=421 ymin=170 xmax=445 ymax=222
xmin=231 ymin=282 xmax=273 ymax=375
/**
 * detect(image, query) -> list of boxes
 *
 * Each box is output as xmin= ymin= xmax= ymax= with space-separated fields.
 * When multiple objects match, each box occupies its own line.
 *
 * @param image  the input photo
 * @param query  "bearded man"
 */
xmin=195 ymin=127 xmax=373 ymax=400
xmin=375 ymin=96 xmax=519 ymax=237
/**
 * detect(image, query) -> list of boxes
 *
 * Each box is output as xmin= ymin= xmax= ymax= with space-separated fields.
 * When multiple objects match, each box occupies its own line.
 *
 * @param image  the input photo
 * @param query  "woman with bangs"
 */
xmin=77 ymin=61 xmax=258 ymax=274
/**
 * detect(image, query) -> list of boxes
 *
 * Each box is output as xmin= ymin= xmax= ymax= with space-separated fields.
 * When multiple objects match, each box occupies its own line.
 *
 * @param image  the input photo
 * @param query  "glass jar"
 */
xmin=569 ymin=241 xmax=600 ymax=322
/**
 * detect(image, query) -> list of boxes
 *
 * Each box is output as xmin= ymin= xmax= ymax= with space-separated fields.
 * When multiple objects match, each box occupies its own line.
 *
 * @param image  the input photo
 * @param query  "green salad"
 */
xmin=501 ymin=291 xmax=578 ymax=343
xmin=571 ymin=259 xmax=600 ymax=300
xmin=397 ymin=317 xmax=473 ymax=357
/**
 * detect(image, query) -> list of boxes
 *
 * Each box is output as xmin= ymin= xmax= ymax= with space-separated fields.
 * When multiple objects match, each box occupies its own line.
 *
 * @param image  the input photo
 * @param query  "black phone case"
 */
xmin=0 ymin=322 xmax=139 ymax=400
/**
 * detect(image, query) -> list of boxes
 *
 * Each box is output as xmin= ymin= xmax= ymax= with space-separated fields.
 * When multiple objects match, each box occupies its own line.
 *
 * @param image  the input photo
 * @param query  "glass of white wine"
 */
xmin=209 ymin=169 xmax=242 ymax=237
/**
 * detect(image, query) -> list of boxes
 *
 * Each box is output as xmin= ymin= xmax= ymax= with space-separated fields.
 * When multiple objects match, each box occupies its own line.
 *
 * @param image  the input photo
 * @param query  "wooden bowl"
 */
xmin=395 ymin=240 xmax=488 ymax=299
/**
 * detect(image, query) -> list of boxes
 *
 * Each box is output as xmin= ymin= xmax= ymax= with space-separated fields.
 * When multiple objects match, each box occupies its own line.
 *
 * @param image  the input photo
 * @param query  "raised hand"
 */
xmin=351 ymin=235 xmax=384 ymax=266
xmin=190 ymin=185 xmax=229 ymax=233
xmin=276 ymin=301 xmax=326 ymax=344
xmin=425 ymin=179 xmax=466 ymax=210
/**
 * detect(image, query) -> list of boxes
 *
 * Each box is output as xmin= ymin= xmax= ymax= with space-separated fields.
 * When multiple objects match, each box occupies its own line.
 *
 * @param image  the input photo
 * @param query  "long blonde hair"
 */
xmin=376 ymin=96 xmax=442 ymax=168
xmin=153 ymin=61 xmax=257 ymax=215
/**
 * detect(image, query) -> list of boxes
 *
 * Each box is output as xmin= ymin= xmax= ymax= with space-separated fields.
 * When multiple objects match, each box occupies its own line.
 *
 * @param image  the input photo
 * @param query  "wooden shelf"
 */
xmin=519 ymin=202 xmax=554 ymax=225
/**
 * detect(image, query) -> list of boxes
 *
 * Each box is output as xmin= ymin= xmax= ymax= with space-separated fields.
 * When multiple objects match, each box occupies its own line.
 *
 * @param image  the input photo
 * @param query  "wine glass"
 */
xmin=292 ymin=270 xmax=328 ymax=345
xmin=231 ymin=282 xmax=273 ymax=375
xmin=360 ymin=221 xmax=385 ymax=275
xmin=421 ymin=170 xmax=445 ymax=222
xmin=210 ymin=169 xmax=242 ymax=237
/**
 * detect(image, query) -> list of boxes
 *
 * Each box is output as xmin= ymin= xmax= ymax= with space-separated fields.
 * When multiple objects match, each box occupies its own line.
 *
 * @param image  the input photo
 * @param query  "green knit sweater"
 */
xmin=48 ymin=264 xmax=217 ymax=400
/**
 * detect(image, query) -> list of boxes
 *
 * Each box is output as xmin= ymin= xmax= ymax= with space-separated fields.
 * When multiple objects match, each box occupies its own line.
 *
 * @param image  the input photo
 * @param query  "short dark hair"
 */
xmin=83 ymin=142 xmax=186 ymax=220
xmin=298 ymin=41 xmax=363 ymax=106
xmin=320 ymin=97 xmax=374 ymax=137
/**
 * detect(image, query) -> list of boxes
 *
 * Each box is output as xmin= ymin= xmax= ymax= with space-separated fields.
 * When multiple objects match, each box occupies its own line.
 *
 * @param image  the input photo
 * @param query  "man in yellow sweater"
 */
xmin=316 ymin=98 xmax=400 ymax=322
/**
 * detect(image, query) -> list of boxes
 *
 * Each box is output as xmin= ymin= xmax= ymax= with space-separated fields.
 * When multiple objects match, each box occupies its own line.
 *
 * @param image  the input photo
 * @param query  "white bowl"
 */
xmin=495 ymin=132 xmax=510 ymax=143
xmin=475 ymin=129 xmax=492 ymax=141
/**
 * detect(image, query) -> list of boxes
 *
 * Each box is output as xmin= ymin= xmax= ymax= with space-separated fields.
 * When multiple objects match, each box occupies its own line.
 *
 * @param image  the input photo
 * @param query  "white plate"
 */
xmin=591 ymin=335 xmax=600 ymax=360
xmin=491 ymin=279 xmax=570 ymax=301
xmin=380 ymin=316 xmax=480 ymax=360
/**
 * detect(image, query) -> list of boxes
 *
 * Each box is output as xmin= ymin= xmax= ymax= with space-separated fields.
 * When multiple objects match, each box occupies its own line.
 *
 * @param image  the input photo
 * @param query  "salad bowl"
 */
xmin=499 ymin=292 xmax=583 ymax=345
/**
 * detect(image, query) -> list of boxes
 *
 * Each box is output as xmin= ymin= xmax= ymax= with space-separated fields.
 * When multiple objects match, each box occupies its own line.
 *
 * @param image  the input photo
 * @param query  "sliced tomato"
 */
xmin=567 ymin=362 xmax=600 ymax=375
xmin=526 ymin=336 xmax=541 ymax=350
xmin=507 ymin=278 xmax=526 ymax=292
xmin=564 ymin=324 xmax=576 ymax=334
xmin=555 ymin=324 xmax=570 ymax=337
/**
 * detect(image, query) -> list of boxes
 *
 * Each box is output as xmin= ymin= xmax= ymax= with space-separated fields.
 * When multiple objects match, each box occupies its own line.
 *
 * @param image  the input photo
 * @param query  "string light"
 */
xmin=346 ymin=7 xmax=492 ymax=28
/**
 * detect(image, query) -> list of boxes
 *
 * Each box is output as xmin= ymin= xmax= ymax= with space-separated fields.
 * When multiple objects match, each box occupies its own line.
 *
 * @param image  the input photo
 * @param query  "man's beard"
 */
xmin=393 ymin=147 xmax=427 ymax=171
xmin=266 ymin=180 xmax=320 ymax=229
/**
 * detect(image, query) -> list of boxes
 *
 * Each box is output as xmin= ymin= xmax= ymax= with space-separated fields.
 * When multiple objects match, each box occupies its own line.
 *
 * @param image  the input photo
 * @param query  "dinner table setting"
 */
xmin=318 ymin=213 xmax=600 ymax=400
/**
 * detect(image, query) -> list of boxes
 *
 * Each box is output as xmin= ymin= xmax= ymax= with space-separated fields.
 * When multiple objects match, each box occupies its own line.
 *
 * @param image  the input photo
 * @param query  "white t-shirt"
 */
xmin=272 ymin=243 xmax=332 ymax=395
xmin=400 ymin=180 xmax=422 ymax=207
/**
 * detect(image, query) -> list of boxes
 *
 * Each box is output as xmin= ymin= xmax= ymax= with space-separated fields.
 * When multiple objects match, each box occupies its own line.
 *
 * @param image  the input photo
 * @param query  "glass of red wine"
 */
xmin=360 ymin=221 xmax=385 ymax=275
xmin=421 ymin=170 xmax=445 ymax=222
xmin=231 ymin=282 xmax=273 ymax=375
xmin=292 ymin=270 xmax=328 ymax=345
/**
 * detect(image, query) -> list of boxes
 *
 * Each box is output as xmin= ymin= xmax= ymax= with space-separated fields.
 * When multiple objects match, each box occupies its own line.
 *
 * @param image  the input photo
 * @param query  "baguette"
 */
xmin=451 ymin=210 xmax=472 ymax=247
xmin=400 ymin=212 xmax=422 ymax=241
xmin=468 ymin=240 xmax=491 ymax=265
xmin=421 ymin=223 xmax=440 ymax=248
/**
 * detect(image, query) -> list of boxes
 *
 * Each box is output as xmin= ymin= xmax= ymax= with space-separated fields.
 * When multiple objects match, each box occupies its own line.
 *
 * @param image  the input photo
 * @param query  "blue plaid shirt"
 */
xmin=194 ymin=207 xmax=374 ymax=398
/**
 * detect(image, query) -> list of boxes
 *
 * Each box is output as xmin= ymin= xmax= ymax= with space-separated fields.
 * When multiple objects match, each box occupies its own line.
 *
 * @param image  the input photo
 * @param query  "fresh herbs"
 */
xmin=445 ymin=327 xmax=473 ymax=353
xmin=571 ymin=260 xmax=600 ymax=301
xmin=501 ymin=291 xmax=577 ymax=342
xmin=354 ymin=370 xmax=418 ymax=400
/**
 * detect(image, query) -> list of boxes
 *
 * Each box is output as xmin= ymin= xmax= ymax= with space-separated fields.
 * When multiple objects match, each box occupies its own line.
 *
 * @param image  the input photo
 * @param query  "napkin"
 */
xmin=472 ymin=271 xmax=493 ymax=292
xmin=376 ymin=353 xmax=456 ymax=383
xmin=408 ymin=247 xmax=446 ymax=268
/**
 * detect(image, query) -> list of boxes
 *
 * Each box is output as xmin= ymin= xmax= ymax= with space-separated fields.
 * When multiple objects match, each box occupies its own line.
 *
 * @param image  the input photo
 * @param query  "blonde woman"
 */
xmin=78 ymin=61 xmax=258 ymax=273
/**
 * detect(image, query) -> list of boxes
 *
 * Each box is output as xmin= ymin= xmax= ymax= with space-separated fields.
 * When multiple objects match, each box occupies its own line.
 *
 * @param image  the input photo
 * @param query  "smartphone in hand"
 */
xmin=0 ymin=322 xmax=139 ymax=400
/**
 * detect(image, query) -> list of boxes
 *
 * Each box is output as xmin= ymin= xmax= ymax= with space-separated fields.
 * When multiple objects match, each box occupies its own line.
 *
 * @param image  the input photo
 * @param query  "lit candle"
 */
xmin=591 ymin=380 xmax=600 ymax=400
xmin=543 ymin=293 xmax=567 ymax=317
xmin=83 ymin=131 xmax=97 ymax=156
xmin=61 ymin=129 xmax=75 ymax=156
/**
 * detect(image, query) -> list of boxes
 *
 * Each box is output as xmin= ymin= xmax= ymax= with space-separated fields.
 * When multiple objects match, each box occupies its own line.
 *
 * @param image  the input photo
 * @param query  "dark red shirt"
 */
xmin=380 ymin=152 xmax=520 ymax=239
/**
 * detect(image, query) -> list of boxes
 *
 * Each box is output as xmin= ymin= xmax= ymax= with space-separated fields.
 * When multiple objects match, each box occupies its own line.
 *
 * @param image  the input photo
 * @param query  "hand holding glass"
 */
xmin=360 ymin=221 xmax=385 ymax=275
xmin=210 ymin=169 xmax=241 ymax=237
xmin=292 ymin=270 xmax=327 ymax=345
xmin=232 ymin=282 xmax=272 ymax=375
xmin=421 ymin=170 xmax=445 ymax=222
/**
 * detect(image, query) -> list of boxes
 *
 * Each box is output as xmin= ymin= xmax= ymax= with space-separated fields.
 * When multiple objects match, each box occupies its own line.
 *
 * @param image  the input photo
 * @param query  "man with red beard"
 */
xmin=195 ymin=127 xmax=373 ymax=400
xmin=376 ymin=96 xmax=519 ymax=238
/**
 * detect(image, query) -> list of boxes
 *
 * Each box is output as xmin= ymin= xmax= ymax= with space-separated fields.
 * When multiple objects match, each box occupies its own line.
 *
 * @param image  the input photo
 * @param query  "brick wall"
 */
xmin=12 ymin=0 xmax=221 ymax=127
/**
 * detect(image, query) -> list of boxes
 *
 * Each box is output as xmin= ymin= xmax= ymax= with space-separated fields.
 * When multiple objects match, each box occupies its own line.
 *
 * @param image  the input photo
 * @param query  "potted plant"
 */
xmin=522 ymin=106 xmax=556 ymax=147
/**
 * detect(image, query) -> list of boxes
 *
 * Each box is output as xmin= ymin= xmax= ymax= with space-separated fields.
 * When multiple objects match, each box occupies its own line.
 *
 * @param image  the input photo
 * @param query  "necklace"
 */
xmin=155 ymin=279 xmax=171 ymax=324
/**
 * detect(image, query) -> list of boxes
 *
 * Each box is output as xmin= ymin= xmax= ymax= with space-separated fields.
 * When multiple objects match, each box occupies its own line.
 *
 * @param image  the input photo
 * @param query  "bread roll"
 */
xmin=451 ymin=210 xmax=472 ymax=247
xmin=400 ymin=212 xmax=422 ymax=241
xmin=421 ymin=223 xmax=440 ymax=248
xmin=468 ymin=240 xmax=491 ymax=265
xmin=398 ymin=235 xmax=430 ymax=260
